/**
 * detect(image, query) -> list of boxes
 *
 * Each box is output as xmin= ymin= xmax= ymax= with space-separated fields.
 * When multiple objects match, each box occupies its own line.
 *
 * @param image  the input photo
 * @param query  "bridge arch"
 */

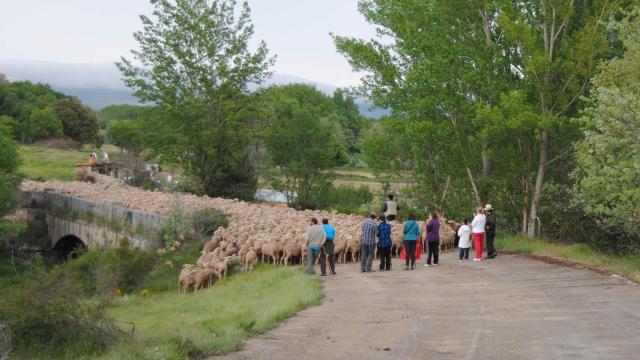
xmin=52 ymin=235 xmax=86 ymax=261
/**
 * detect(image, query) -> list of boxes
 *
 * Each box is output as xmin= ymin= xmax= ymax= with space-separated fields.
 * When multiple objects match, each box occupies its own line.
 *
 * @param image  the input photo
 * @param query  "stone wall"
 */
xmin=19 ymin=190 xmax=167 ymax=250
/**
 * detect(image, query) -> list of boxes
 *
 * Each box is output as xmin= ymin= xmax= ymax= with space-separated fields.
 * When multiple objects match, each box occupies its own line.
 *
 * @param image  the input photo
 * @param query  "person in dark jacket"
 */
xmin=377 ymin=216 xmax=392 ymax=271
xmin=485 ymin=204 xmax=497 ymax=258
xmin=320 ymin=218 xmax=337 ymax=275
xmin=424 ymin=212 xmax=440 ymax=267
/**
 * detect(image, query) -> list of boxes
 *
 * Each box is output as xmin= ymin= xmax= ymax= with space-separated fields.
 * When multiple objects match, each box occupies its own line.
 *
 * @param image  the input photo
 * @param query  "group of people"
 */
xmin=304 ymin=194 xmax=498 ymax=275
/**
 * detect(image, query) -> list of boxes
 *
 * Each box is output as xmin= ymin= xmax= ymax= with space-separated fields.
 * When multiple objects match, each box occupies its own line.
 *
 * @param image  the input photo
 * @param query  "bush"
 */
xmin=307 ymin=184 xmax=373 ymax=214
xmin=62 ymin=239 xmax=157 ymax=296
xmin=0 ymin=265 xmax=126 ymax=356
xmin=189 ymin=207 xmax=229 ymax=240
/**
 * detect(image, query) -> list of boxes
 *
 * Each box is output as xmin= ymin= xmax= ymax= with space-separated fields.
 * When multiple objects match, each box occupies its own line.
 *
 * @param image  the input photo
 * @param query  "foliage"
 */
xmin=262 ymin=84 xmax=348 ymax=208
xmin=60 ymin=239 xmax=157 ymax=297
xmin=21 ymin=108 xmax=63 ymax=143
xmin=0 ymin=264 xmax=126 ymax=357
xmin=97 ymin=104 xmax=149 ymax=129
xmin=333 ymin=0 xmax=627 ymax=236
xmin=572 ymin=7 xmax=640 ymax=246
xmin=0 ymin=80 xmax=96 ymax=144
xmin=118 ymin=0 xmax=274 ymax=200
xmin=309 ymin=184 xmax=373 ymax=215
xmin=188 ymin=207 xmax=229 ymax=241
xmin=51 ymin=99 xmax=100 ymax=145
xmin=106 ymin=119 xmax=145 ymax=154
xmin=0 ymin=125 xmax=20 ymax=240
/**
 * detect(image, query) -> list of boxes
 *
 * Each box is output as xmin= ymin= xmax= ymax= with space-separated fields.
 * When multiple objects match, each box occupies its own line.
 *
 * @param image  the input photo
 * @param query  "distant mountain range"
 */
xmin=0 ymin=59 xmax=389 ymax=118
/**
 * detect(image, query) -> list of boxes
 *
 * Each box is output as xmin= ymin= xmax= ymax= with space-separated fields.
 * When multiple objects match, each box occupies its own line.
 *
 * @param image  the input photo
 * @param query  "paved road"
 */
xmin=217 ymin=252 xmax=640 ymax=360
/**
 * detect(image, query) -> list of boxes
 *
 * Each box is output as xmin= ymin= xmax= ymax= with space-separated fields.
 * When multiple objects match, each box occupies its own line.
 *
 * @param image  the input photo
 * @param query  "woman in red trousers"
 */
xmin=470 ymin=207 xmax=486 ymax=261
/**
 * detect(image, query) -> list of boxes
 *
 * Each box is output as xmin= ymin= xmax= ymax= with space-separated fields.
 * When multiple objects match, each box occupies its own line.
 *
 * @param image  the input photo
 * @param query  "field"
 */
xmin=18 ymin=145 xmax=123 ymax=182
xmin=496 ymin=235 xmax=640 ymax=283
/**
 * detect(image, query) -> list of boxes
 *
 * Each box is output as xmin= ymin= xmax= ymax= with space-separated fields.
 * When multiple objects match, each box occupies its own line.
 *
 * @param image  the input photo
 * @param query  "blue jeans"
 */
xmin=360 ymin=244 xmax=375 ymax=272
xmin=306 ymin=248 xmax=320 ymax=274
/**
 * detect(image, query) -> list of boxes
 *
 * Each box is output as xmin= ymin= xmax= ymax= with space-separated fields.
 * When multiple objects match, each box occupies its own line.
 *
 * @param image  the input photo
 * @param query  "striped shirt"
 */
xmin=361 ymin=219 xmax=378 ymax=246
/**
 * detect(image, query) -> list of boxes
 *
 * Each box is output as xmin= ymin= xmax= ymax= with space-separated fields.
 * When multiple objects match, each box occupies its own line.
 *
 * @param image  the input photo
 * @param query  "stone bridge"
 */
xmin=18 ymin=190 xmax=167 ymax=259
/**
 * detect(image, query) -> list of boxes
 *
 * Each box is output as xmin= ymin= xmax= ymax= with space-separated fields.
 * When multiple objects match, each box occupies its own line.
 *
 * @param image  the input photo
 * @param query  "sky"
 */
xmin=0 ymin=0 xmax=378 ymax=87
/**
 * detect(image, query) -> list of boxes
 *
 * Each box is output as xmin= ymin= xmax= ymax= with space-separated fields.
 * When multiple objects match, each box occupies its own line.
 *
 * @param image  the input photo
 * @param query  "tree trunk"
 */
xmin=528 ymin=130 xmax=549 ymax=236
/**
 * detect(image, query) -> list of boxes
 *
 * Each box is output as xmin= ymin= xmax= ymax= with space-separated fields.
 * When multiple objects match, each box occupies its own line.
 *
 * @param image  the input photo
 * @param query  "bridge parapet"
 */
xmin=19 ymin=190 xmax=167 ymax=252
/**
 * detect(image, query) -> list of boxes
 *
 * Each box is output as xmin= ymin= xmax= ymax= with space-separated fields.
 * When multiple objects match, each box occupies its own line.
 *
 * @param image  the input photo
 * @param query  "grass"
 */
xmin=18 ymin=144 xmax=126 ymax=182
xmin=496 ymin=235 xmax=640 ymax=283
xmin=98 ymin=265 xmax=323 ymax=359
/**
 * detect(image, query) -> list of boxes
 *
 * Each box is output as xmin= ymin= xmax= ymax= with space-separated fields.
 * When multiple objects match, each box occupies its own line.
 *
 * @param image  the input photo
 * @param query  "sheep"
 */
xmin=244 ymin=248 xmax=257 ymax=272
xmin=179 ymin=264 xmax=198 ymax=293
xmin=194 ymin=267 xmax=217 ymax=291
xmin=214 ymin=257 xmax=230 ymax=280
xmin=281 ymin=240 xmax=302 ymax=266
xmin=260 ymin=242 xmax=280 ymax=264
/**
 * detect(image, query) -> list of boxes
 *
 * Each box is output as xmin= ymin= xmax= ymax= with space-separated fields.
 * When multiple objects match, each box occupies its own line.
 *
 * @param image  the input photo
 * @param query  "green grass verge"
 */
xmin=496 ymin=235 xmax=640 ymax=283
xmin=98 ymin=265 xmax=323 ymax=359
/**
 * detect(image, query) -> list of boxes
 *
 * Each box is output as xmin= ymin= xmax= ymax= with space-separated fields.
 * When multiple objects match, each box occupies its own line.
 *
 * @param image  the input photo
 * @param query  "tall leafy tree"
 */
xmin=334 ymin=0 xmax=624 ymax=232
xmin=0 ymin=123 xmax=20 ymax=238
xmin=573 ymin=7 xmax=640 ymax=243
xmin=262 ymin=84 xmax=348 ymax=208
xmin=118 ymin=0 xmax=274 ymax=199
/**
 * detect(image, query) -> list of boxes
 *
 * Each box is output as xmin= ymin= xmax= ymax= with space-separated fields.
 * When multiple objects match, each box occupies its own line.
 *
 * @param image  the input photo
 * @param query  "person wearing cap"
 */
xmin=320 ymin=218 xmax=336 ymax=276
xmin=471 ymin=207 xmax=486 ymax=261
xmin=360 ymin=212 xmax=378 ymax=272
xmin=383 ymin=194 xmax=399 ymax=222
xmin=304 ymin=218 xmax=326 ymax=275
xmin=485 ymin=204 xmax=497 ymax=258
xmin=377 ymin=215 xmax=392 ymax=271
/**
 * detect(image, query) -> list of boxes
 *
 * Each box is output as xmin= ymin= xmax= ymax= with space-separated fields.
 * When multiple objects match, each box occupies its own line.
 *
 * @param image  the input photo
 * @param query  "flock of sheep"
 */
xmin=21 ymin=181 xmax=460 ymax=293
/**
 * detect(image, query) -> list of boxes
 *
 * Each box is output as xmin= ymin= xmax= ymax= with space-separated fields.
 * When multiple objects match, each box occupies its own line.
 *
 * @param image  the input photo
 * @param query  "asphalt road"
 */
xmin=216 ymin=252 xmax=640 ymax=360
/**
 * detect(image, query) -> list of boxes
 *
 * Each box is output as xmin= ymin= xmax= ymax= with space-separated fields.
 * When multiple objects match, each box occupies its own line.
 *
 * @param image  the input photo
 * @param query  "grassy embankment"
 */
xmin=2 ymin=240 xmax=323 ymax=359
xmin=496 ymin=235 xmax=640 ymax=283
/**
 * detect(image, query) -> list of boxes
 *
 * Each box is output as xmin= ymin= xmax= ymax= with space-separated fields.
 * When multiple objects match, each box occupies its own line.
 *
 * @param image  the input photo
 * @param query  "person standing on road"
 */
xmin=424 ymin=212 xmax=440 ymax=267
xmin=471 ymin=207 xmax=486 ymax=262
xmin=402 ymin=214 xmax=420 ymax=270
xmin=304 ymin=218 xmax=326 ymax=275
xmin=485 ymin=204 xmax=497 ymax=259
xmin=383 ymin=194 xmax=399 ymax=222
xmin=360 ymin=213 xmax=378 ymax=272
xmin=377 ymin=216 xmax=392 ymax=271
xmin=320 ymin=218 xmax=337 ymax=276
xmin=457 ymin=218 xmax=471 ymax=261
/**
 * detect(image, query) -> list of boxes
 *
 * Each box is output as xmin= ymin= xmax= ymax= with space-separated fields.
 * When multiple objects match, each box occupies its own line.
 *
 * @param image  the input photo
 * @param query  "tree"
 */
xmin=0 ymin=123 xmax=20 ymax=238
xmin=97 ymin=104 xmax=149 ymax=129
xmin=51 ymin=99 xmax=99 ymax=145
xmin=263 ymin=84 xmax=348 ymax=208
xmin=118 ymin=0 xmax=274 ymax=200
xmin=0 ymin=73 xmax=8 ymax=85
xmin=21 ymin=108 xmax=63 ymax=143
xmin=334 ymin=0 xmax=625 ymax=232
xmin=107 ymin=120 xmax=145 ymax=154
xmin=572 ymin=7 xmax=640 ymax=243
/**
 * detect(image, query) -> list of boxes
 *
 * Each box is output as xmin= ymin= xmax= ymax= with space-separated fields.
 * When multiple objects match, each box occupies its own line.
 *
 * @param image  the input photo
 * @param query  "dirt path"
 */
xmin=215 ymin=252 xmax=640 ymax=360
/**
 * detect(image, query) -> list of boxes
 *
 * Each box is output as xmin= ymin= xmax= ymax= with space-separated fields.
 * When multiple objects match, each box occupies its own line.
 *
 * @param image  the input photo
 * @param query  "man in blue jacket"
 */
xmin=377 ymin=216 xmax=392 ymax=271
xmin=320 ymin=218 xmax=336 ymax=276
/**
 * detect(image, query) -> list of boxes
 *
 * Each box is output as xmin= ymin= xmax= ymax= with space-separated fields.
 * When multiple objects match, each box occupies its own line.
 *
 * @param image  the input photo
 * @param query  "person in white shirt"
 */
xmin=471 ymin=207 xmax=486 ymax=261
xmin=457 ymin=218 xmax=471 ymax=261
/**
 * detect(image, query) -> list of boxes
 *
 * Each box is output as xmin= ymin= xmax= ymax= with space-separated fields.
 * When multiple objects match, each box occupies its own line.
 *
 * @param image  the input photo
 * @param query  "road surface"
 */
xmin=215 ymin=252 xmax=640 ymax=360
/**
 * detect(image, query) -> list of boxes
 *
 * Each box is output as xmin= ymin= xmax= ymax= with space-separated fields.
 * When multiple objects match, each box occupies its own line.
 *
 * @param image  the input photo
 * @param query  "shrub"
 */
xmin=0 ymin=266 xmax=126 ymax=355
xmin=62 ymin=239 xmax=157 ymax=296
xmin=188 ymin=207 xmax=229 ymax=240
xmin=307 ymin=184 xmax=373 ymax=214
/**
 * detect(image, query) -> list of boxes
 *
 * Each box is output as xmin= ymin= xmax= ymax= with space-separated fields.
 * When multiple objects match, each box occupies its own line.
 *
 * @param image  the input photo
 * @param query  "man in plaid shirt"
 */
xmin=360 ymin=213 xmax=378 ymax=272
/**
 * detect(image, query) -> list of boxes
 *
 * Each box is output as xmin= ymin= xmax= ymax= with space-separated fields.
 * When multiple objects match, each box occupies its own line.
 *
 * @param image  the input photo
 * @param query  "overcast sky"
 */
xmin=0 ymin=0 xmax=377 ymax=87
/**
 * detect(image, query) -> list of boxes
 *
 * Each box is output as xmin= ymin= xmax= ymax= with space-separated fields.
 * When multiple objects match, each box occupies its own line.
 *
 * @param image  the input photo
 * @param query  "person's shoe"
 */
xmin=434 ymin=263 xmax=438 ymax=266
xmin=459 ymin=259 xmax=463 ymax=262
xmin=424 ymin=263 xmax=431 ymax=267
xmin=473 ymin=258 xmax=482 ymax=262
